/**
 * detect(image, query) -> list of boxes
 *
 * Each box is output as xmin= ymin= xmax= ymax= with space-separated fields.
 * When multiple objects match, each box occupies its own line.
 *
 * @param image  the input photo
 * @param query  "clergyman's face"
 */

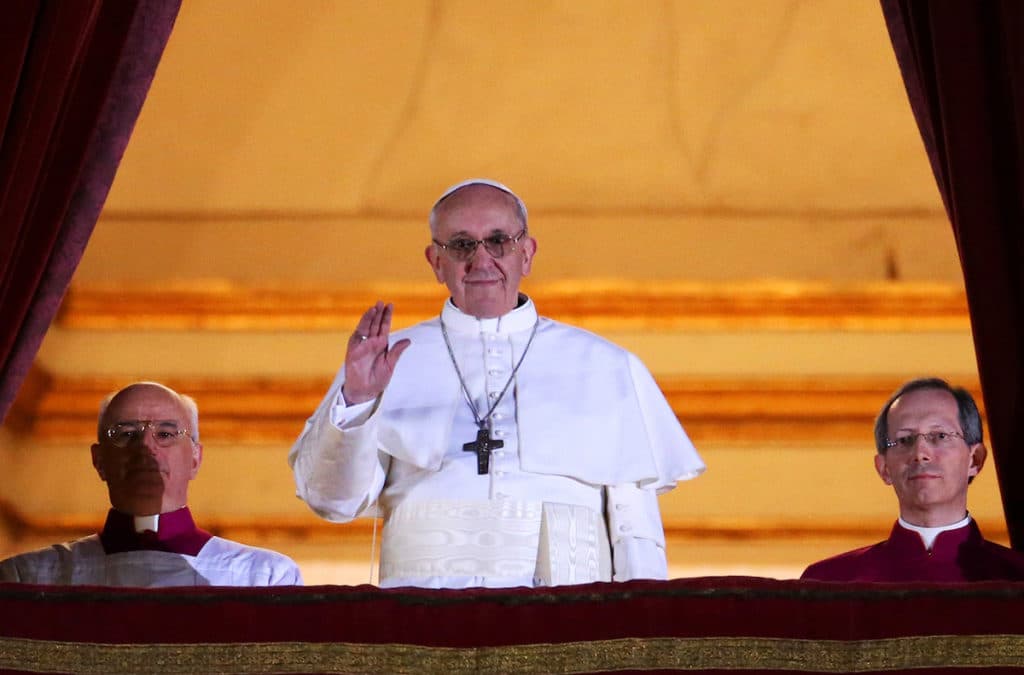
xmin=91 ymin=384 xmax=202 ymax=516
xmin=425 ymin=185 xmax=536 ymax=318
xmin=874 ymin=387 xmax=984 ymax=527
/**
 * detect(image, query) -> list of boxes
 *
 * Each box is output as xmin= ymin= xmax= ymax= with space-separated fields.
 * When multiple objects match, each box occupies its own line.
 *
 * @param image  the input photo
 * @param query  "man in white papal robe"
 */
xmin=290 ymin=179 xmax=704 ymax=589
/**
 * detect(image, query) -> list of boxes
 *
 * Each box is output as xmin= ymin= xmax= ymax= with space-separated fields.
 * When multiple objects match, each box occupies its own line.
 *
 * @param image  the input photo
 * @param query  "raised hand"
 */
xmin=341 ymin=301 xmax=411 ymax=405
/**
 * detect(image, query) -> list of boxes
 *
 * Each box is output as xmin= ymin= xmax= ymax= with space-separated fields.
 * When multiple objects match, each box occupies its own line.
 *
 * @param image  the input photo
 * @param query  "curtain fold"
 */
xmin=881 ymin=0 xmax=1024 ymax=546
xmin=0 ymin=0 xmax=181 ymax=423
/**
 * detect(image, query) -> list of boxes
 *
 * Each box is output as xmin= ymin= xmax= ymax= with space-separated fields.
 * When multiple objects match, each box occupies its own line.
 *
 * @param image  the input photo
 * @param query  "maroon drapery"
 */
xmin=4 ymin=578 xmax=1024 ymax=673
xmin=881 ymin=1 xmax=1024 ymax=547
xmin=0 ymin=0 xmax=181 ymax=423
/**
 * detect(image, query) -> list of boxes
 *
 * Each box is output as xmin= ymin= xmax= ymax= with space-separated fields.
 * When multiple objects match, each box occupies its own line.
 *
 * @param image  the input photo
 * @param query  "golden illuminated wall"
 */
xmin=3 ymin=1 xmax=991 ymax=583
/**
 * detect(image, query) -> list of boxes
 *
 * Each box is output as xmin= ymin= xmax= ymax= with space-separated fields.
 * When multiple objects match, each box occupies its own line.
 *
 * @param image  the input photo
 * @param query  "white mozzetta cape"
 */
xmin=301 ymin=299 xmax=701 ymax=485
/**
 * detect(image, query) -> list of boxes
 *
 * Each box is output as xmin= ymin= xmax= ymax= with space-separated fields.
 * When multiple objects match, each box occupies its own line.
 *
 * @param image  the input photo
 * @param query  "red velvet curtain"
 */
xmin=4 ymin=578 xmax=1024 ymax=673
xmin=0 ymin=0 xmax=180 ymax=423
xmin=881 ymin=1 xmax=1024 ymax=547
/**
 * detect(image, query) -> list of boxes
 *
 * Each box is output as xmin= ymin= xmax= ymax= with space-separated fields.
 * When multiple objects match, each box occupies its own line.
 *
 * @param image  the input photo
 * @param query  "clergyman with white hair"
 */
xmin=1 ymin=381 xmax=302 ymax=587
xmin=290 ymin=178 xmax=705 ymax=589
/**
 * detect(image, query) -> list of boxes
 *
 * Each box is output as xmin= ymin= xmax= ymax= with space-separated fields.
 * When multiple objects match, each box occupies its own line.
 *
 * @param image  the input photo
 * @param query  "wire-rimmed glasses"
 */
xmin=432 ymin=228 xmax=527 ymax=262
xmin=885 ymin=430 xmax=966 ymax=451
xmin=104 ymin=420 xmax=190 ymax=448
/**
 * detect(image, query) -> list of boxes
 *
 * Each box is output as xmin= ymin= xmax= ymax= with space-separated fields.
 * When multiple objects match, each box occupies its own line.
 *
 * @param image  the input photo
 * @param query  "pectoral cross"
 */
xmin=463 ymin=427 xmax=504 ymax=475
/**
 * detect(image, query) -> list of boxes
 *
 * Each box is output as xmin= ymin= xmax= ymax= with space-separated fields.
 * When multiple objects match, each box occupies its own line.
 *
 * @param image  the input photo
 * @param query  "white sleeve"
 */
xmin=0 ymin=556 xmax=21 ymax=583
xmin=270 ymin=556 xmax=305 ymax=586
xmin=288 ymin=378 xmax=389 ymax=522
xmin=606 ymin=483 xmax=669 ymax=581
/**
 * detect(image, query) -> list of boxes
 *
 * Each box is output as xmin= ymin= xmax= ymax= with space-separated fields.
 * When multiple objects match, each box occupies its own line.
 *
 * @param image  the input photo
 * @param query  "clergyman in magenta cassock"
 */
xmin=802 ymin=378 xmax=1024 ymax=582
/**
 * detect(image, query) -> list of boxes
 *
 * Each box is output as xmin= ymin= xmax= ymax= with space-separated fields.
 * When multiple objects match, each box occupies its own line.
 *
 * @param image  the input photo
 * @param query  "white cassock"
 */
xmin=0 ymin=537 xmax=303 ymax=587
xmin=290 ymin=297 xmax=705 ymax=589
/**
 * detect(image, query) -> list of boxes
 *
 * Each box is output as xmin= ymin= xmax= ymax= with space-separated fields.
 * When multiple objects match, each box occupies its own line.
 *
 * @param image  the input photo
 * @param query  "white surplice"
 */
xmin=290 ymin=297 xmax=704 ymax=588
xmin=0 ymin=536 xmax=303 ymax=587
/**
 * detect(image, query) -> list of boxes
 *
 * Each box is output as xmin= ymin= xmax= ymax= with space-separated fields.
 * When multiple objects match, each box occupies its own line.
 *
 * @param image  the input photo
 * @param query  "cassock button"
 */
xmin=619 ymin=524 xmax=632 ymax=533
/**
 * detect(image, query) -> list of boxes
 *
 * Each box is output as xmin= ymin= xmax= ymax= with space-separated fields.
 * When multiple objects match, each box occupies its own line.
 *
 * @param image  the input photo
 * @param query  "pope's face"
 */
xmin=91 ymin=384 xmax=202 ymax=516
xmin=874 ymin=387 xmax=984 ymax=527
xmin=425 ymin=185 xmax=536 ymax=318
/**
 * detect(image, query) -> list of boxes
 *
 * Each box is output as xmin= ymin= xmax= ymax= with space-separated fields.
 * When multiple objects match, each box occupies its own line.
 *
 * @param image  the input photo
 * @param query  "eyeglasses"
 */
xmin=885 ymin=430 xmax=966 ymax=451
xmin=432 ymin=228 xmax=527 ymax=262
xmin=105 ymin=420 xmax=191 ymax=448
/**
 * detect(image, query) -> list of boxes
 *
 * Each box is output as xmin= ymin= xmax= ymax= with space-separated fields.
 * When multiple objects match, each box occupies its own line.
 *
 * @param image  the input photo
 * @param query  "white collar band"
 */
xmin=133 ymin=514 xmax=160 ymax=533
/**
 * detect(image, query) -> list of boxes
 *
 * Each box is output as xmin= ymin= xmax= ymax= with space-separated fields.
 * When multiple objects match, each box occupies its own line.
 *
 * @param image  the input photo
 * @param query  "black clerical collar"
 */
xmin=99 ymin=506 xmax=212 ymax=556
